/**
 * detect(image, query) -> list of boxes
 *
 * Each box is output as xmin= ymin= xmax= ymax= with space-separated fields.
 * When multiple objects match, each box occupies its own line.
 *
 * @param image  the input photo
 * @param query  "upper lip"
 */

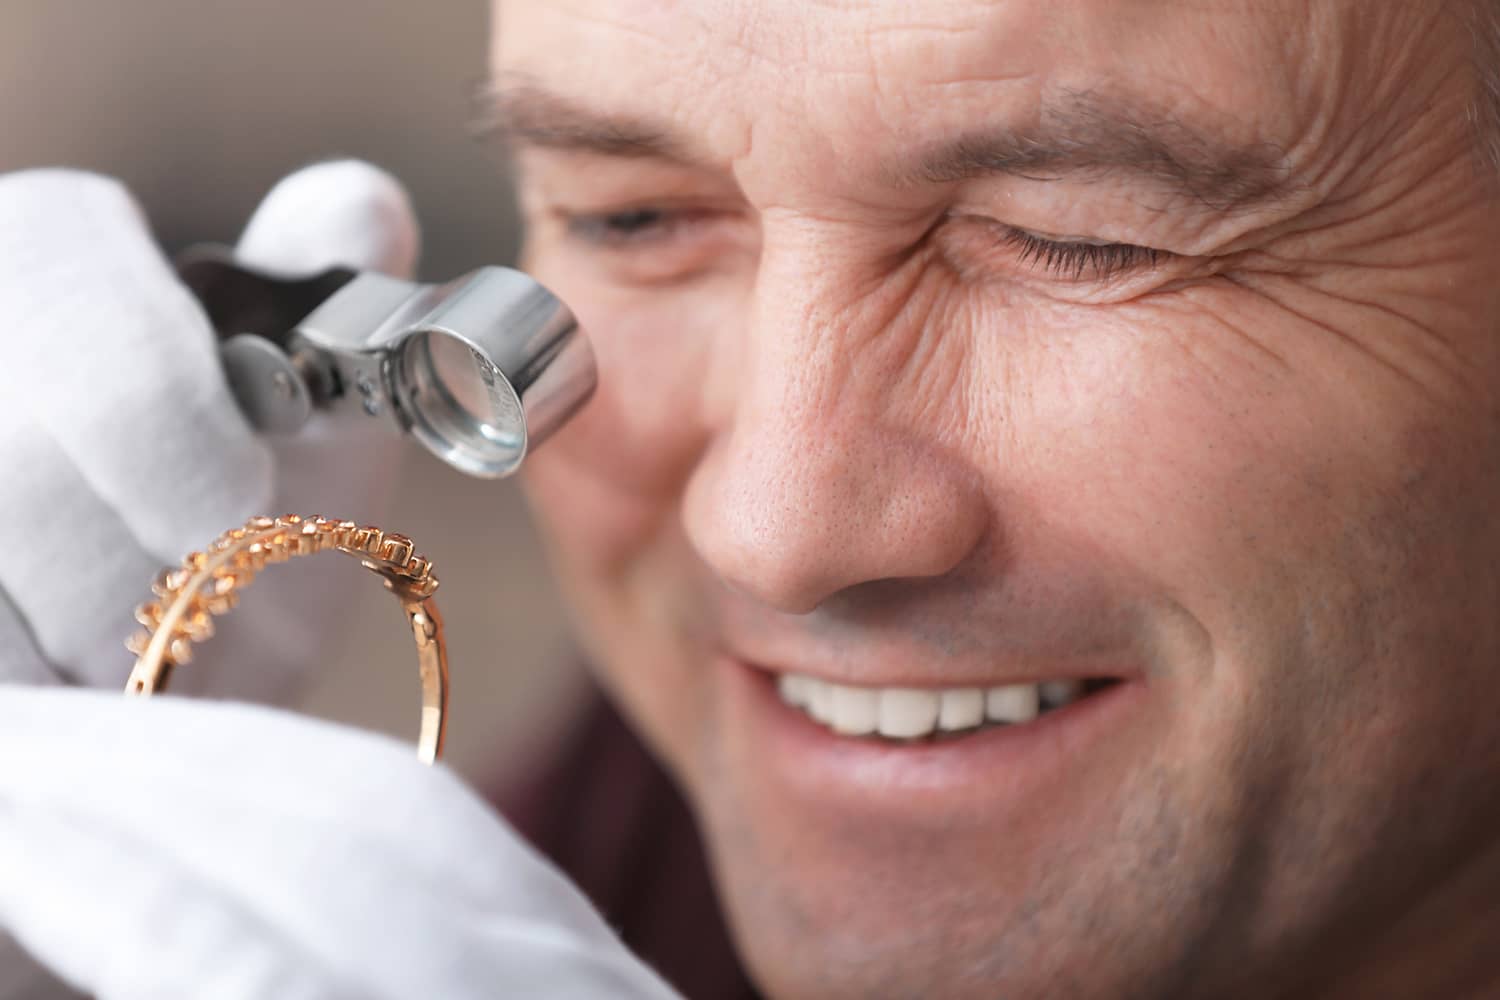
xmin=710 ymin=567 xmax=1160 ymax=689
xmin=731 ymin=654 xmax=1139 ymax=689
xmin=718 ymin=624 xmax=1147 ymax=689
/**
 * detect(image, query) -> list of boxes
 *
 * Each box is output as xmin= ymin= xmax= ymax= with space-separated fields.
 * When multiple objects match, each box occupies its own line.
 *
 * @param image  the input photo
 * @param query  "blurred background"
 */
xmin=0 ymin=0 xmax=586 ymax=788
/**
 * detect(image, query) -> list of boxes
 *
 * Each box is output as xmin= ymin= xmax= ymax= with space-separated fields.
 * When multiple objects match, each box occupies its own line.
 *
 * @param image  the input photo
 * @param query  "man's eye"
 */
xmin=549 ymin=200 xmax=744 ymax=284
xmin=563 ymin=207 xmax=676 ymax=247
xmin=999 ymin=226 xmax=1164 ymax=281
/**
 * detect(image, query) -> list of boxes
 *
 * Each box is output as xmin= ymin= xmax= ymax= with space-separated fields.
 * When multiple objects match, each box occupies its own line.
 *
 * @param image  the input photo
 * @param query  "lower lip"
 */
xmin=720 ymin=658 xmax=1149 ymax=813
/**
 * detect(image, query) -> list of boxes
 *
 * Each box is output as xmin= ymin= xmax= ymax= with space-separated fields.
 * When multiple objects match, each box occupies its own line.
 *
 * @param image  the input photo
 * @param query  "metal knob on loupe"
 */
xmin=177 ymin=246 xmax=595 ymax=478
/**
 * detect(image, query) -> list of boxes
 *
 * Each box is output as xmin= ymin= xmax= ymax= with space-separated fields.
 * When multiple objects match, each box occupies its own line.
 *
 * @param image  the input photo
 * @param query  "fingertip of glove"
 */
xmin=236 ymin=160 xmax=421 ymax=280
xmin=0 ymin=168 xmax=133 ymax=204
xmin=0 ymin=169 xmax=152 ymax=254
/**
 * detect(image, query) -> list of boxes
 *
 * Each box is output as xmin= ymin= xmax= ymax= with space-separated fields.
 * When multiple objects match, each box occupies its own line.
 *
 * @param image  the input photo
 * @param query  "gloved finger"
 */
xmin=0 ymin=576 xmax=56 ymax=688
xmin=0 ymin=416 xmax=160 ymax=687
xmin=235 ymin=160 xmax=420 ymax=280
xmin=0 ymin=170 xmax=273 ymax=561
xmin=0 ymin=687 xmax=681 ymax=1000
xmin=0 ymin=408 xmax=308 ymax=698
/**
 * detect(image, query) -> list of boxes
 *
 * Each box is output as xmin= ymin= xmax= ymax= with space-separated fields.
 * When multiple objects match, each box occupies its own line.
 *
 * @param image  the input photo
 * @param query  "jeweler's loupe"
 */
xmin=177 ymin=246 xmax=594 ymax=478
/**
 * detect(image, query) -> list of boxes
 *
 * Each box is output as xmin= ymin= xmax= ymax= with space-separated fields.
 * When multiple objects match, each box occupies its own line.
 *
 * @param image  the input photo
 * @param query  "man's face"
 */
xmin=492 ymin=2 xmax=1500 ymax=997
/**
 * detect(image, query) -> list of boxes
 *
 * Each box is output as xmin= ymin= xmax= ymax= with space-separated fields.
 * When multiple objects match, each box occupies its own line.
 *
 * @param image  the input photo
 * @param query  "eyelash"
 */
xmin=564 ymin=207 xmax=677 ymax=247
xmin=998 ymin=227 xmax=1162 ymax=281
xmin=563 ymin=208 xmax=1164 ymax=282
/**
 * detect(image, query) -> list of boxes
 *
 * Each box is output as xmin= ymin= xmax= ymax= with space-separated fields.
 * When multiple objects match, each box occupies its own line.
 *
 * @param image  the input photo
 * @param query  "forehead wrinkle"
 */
xmin=492 ymin=2 xmax=1310 ymax=214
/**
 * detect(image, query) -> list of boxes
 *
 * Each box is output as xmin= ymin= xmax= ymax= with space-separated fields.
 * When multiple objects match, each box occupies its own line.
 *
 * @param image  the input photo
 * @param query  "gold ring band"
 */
xmin=124 ymin=515 xmax=448 ymax=764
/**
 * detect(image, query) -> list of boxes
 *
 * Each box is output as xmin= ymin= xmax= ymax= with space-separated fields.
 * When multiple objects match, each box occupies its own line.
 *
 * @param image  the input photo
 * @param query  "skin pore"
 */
xmin=490 ymin=2 xmax=1500 ymax=997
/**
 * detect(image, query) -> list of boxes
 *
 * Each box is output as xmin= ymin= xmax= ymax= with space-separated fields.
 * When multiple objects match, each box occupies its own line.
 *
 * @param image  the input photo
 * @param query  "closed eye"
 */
xmin=999 ymin=226 xmax=1164 ymax=281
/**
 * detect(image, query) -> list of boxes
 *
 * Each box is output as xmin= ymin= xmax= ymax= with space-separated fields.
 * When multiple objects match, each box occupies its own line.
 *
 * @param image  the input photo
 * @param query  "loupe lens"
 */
xmin=397 ymin=330 xmax=527 ymax=477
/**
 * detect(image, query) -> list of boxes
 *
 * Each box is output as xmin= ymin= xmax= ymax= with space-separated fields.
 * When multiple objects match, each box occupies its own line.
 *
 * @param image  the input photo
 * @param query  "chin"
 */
xmin=665 ymin=655 xmax=1218 ymax=1000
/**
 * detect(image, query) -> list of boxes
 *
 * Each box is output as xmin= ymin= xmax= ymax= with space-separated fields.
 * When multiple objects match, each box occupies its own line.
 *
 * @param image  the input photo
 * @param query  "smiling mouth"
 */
xmin=775 ymin=672 xmax=1122 ymax=741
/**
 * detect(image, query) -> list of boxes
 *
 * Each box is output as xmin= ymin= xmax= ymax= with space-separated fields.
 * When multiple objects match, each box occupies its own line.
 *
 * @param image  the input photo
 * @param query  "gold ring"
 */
xmin=124 ymin=515 xmax=448 ymax=764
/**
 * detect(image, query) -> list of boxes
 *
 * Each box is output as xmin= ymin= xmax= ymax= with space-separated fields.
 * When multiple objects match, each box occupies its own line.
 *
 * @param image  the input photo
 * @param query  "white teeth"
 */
xmin=830 ymin=685 xmax=880 ymax=735
xmin=937 ymin=688 xmax=985 ymax=731
xmin=878 ymin=688 xmax=940 ymax=738
xmin=777 ymin=673 xmax=809 ymax=708
xmin=775 ymin=673 xmax=1084 ymax=739
xmin=985 ymin=683 xmax=1040 ymax=724
xmin=810 ymin=680 xmax=837 ymax=725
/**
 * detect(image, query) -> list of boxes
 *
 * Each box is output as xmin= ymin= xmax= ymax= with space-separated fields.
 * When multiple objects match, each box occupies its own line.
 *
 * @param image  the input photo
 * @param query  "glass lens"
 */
xmin=396 ymin=330 xmax=527 ymax=478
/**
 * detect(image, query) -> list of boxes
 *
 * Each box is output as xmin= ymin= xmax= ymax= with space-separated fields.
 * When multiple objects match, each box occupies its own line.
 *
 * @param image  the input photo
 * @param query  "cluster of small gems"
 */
xmin=127 ymin=515 xmax=438 ymax=678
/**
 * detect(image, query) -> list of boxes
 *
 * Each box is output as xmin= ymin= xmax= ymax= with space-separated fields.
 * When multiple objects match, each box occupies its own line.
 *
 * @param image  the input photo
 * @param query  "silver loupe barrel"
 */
xmin=187 ymin=248 xmax=596 ymax=480
xmin=386 ymin=268 xmax=594 ymax=478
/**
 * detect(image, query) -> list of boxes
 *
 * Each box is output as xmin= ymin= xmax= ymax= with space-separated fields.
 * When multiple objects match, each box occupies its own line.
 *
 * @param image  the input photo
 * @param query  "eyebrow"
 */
xmin=478 ymin=79 xmax=1296 ymax=212
xmin=475 ymin=76 xmax=701 ymax=164
xmin=900 ymin=92 xmax=1297 ymax=211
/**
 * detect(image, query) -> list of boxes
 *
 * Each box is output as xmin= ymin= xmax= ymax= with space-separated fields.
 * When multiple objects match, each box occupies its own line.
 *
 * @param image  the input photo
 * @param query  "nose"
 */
xmin=683 ymin=243 xmax=990 ymax=615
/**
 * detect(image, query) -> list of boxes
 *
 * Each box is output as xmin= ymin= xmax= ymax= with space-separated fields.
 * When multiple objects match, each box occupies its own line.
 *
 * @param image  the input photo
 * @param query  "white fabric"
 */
xmin=0 ymin=687 xmax=679 ymax=1000
xmin=0 ymin=171 xmax=270 ymax=688
xmin=0 ymin=165 xmax=677 ymax=999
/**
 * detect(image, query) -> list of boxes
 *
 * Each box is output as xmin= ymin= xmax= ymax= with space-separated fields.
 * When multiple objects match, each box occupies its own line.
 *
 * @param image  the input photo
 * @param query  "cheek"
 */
xmin=513 ymin=262 xmax=744 ymax=785
xmin=992 ymin=280 xmax=1493 ymax=704
xmin=520 ymin=257 xmax=740 ymax=567
xmin=518 ymin=258 xmax=758 ymax=762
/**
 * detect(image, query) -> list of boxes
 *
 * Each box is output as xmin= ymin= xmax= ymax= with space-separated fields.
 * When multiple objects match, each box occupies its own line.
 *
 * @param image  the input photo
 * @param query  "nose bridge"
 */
xmin=731 ymin=215 xmax=931 ymax=423
xmin=684 ymin=220 xmax=989 ymax=614
xmin=752 ymin=221 xmax=862 ymax=372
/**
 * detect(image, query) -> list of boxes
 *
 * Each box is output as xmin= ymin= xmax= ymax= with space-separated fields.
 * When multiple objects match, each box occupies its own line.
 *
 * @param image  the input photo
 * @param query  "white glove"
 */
xmin=0 ymin=161 xmax=416 ymax=700
xmin=0 ymin=686 xmax=680 ymax=1000
xmin=0 ymin=166 xmax=674 ymax=1000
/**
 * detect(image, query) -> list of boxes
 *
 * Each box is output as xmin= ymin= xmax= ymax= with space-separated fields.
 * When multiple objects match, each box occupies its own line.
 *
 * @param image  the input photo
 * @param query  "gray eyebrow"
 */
xmin=896 ymin=91 xmax=1297 ymax=212
xmin=473 ymin=76 xmax=703 ymax=164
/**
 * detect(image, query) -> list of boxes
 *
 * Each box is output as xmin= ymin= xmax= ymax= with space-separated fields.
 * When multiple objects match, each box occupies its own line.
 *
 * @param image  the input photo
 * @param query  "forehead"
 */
xmin=491 ymin=1 xmax=1354 ymax=170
